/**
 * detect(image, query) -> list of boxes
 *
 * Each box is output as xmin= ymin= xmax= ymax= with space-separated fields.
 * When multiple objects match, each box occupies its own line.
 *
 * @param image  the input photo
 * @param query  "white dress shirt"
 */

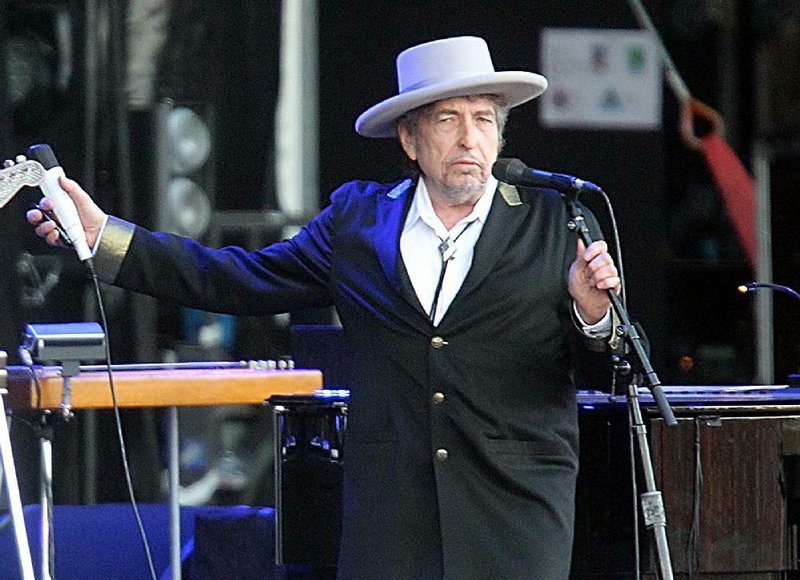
xmin=400 ymin=177 xmax=495 ymax=326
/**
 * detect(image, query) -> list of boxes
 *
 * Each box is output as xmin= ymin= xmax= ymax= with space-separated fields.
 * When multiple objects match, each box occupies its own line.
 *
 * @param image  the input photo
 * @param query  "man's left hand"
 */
xmin=568 ymin=239 xmax=620 ymax=324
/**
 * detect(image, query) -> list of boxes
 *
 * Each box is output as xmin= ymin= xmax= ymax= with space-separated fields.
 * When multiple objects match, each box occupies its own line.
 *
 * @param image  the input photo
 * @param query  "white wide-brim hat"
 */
xmin=355 ymin=36 xmax=548 ymax=138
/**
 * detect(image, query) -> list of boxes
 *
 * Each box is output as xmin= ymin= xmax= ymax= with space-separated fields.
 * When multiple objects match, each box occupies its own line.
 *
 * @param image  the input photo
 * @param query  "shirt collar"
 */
xmin=404 ymin=175 xmax=498 ymax=237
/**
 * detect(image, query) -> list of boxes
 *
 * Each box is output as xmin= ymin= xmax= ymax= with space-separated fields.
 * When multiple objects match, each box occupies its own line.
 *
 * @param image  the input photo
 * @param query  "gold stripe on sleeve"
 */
xmin=92 ymin=216 xmax=135 ymax=283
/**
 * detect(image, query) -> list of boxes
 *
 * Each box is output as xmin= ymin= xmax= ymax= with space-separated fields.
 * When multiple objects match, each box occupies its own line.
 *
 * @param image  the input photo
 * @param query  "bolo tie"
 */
xmin=428 ymin=219 xmax=477 ymax=324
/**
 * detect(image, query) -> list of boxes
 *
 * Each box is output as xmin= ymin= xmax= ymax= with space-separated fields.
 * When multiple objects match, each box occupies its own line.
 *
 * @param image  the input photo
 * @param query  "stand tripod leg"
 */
xmin=38 ymin=422 xmax=55 ymax=580
xmin=628 ymin=384 xmax=675 ymax=579
xmin=0 ymin=391 xmax=35 ymax=580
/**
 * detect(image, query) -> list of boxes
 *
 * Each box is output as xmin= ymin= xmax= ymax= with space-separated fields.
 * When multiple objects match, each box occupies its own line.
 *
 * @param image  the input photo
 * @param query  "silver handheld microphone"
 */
xmin=26 ymin=144 xmax=93 ymax=262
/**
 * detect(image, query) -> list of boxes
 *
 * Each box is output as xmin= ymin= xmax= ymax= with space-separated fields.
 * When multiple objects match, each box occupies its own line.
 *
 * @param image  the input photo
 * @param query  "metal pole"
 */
xmin=0 ymin=353 xmax=35 ymax=580
xmin=752 ymin=141 xmax=774 ymax=384
xmin=39 ymin=431 xmax=54 ymax=580
xmin=168 ymin=406 xmax=181 ymax=579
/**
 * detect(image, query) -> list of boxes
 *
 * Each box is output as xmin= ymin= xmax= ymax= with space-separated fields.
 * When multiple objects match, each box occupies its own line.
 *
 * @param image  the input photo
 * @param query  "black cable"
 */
xmin=576 ymin=188 xmax=627 ymax=398
xmin=575 ymin=188 xmax=642 ymax=576
xmin=627 ymin=401 xmax=641 ymax=579
xmin=86 ymin=258 xmax=158 ymax=580
xmin=594 ymin=188 xmax=626 ymax=310
xmin=80 ymin=0 xmax=156 ymax=574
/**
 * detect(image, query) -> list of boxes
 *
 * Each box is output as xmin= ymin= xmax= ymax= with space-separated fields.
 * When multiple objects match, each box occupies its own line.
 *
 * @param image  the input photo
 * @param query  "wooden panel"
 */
xmin=652 ymin=416 xmax=791 ymax=574
xmin=4 ymin=365 xmax=321 ymax=409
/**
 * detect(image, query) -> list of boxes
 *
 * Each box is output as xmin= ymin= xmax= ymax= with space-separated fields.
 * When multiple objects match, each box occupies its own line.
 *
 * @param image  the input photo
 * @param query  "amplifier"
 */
xmin=269 ymin=391 xmax=348 ymax=569
xmin=268 ymin=387 xmax=800 ymax=577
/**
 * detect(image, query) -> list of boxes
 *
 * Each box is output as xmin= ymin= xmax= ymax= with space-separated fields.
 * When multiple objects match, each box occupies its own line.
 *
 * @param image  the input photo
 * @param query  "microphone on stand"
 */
xmin=737 ymin=281 xmax=800 ymax=301
xmin=492 ymin=157 xmax=604 ymax=195
xmin=740 ymin=281 xmax=800 ymax=387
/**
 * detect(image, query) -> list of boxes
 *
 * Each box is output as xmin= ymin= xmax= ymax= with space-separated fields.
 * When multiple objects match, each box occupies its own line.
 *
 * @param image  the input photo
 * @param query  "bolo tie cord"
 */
xmin=428 ymin=219 xmax=477 ymax=324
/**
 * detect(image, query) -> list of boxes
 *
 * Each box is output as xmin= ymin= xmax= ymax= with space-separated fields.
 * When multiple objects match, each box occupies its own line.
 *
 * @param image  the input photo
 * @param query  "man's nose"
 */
xmin=458 ymin=119 xmax=479 ymax=148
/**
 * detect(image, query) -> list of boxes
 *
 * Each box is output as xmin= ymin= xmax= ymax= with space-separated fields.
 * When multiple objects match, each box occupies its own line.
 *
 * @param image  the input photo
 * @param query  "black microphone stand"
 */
xmin=563 ymin=194 xmax=677 ymax=579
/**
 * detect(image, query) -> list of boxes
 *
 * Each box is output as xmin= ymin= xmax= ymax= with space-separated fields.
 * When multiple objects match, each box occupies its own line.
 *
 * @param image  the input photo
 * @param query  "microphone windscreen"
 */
xmin=27 ymin=144 xmax=59 ymax=170
xmin=492 ymin=158 xmax=526 ymax=183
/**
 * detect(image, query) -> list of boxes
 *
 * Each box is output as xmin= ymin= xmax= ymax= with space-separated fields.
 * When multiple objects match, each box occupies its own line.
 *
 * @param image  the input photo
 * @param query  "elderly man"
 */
xmin=30 ymin=36 xmax=619 ymax=579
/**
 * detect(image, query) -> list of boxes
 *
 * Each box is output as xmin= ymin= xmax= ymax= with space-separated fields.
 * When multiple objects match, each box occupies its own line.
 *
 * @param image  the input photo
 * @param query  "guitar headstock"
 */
xmin=0 ymin=158 xmax=45 ymax=209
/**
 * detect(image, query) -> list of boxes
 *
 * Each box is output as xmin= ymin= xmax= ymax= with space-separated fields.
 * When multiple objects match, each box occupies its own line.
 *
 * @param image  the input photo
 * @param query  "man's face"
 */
xmin=399 ymin=95 xmax=500 ymax=204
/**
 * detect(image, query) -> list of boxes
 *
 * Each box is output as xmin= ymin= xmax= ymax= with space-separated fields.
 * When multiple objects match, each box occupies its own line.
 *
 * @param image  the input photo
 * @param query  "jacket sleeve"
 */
xmin=92 ymin=205 xmax=336 ymax=316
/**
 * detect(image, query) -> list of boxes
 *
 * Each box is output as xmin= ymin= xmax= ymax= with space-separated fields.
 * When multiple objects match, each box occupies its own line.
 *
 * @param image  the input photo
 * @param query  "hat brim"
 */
xmin=355 ymin=71 xmax=548 ymax=138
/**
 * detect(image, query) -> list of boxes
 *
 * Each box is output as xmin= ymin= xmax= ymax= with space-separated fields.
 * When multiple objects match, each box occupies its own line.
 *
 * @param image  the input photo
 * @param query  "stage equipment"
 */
xmin=738 ymin=281 xmax=800 ymax=301
xmin=154 ymin=100 xmax=214 ymax=240
xmin=269 ymin=390 xmax=348 ymax=569
xmin=26 ymin=145 xmax=92 ymax=263
xmin=19 ymin=322 xmax=104 ymax=580
xmin=21 ymin=322 xmax=105 ymax=419
xmin=493 ymin=157 xmax=602 ymax=194
xmin=556 ymin=176 xmax=676 ymax=578
xmin=267 ymin=386 xmax=800 ymax=577
xmin=5 ymin=360 xmax=321 ymax=580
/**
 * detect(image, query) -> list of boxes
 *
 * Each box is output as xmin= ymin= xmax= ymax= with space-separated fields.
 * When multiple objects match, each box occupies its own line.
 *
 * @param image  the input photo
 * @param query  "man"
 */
xmin=29 ymin=36 xmax=619 ymax=579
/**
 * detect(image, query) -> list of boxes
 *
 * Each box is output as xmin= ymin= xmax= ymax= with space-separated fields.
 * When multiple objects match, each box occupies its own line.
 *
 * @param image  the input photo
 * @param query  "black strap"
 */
xmin=428 ymin=220 xmax=477 ymax=324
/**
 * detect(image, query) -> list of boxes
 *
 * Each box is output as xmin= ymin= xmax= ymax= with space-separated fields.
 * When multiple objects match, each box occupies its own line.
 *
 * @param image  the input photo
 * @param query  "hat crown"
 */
xmin=397 ymin=37 xmax=495 ymax=94
xmin=355 ymin=35 xmax=547 ymax=138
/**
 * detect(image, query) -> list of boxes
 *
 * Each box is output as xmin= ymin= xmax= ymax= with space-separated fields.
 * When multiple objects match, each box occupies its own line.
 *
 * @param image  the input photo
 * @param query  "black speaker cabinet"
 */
xmin=270 ymin=393 xmax=347 ymax=569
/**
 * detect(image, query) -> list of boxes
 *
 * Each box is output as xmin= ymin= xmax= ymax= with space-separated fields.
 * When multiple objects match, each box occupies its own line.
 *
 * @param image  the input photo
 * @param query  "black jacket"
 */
xmin=105 ymin=178 xmax=613 ymax=579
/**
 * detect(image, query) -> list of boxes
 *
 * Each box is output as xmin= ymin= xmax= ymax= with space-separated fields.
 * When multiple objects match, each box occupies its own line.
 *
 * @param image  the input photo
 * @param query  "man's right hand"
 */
xmin=26 ymin=175 xmax=107 ymax=249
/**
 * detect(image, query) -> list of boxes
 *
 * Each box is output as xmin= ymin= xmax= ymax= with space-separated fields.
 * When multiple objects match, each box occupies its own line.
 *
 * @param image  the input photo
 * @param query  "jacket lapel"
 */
xmin=451 ymin=182 xmax=529 ymax=305
xmin=375 ymin=180 xmax=528 ymax=329
xmin=374 ymin=179 xmax=427 ymax=315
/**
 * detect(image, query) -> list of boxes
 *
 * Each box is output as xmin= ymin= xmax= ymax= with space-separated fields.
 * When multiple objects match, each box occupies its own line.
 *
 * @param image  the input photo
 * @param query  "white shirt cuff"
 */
xmin=91 ymin=215 xmax=110 ymax=256
xmin=572 ymin=302 xmax=612 ymax=339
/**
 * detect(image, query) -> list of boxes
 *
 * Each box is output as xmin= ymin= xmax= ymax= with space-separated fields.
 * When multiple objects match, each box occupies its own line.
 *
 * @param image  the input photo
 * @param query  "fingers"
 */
xmin=575 ymin=239 xmax=620 ymax=292
xmin=26 ymin=201 xmax=64 ymax=247
xmin=34 ymin=215 xmax=62 ymax=245
xmin=575 ymin=239 xmax=606 ymax=263
xmin=593 ymin=266 xmax=621 ymax=292
xmin=11 ymin=155 xmax=92 ymax=248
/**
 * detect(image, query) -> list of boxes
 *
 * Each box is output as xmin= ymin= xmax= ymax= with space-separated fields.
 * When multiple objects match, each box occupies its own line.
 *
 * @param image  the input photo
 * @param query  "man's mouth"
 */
xmin=450 ymin=159 xmax=481 ymax=170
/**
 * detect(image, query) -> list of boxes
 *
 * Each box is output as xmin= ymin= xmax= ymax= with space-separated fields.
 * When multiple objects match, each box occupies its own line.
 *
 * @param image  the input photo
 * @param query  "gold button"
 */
xmin=432 ymin=392 xmax=445 ymax=404
xmin=431 ymin=336 xmax=447 ymax=349
xmin=435 ymin=448 xmax=449 ymax=462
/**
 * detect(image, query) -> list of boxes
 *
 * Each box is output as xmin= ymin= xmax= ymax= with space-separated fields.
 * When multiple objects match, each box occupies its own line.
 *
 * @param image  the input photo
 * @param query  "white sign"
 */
xmin=539 ymin=28 xmax=662 ymax=130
